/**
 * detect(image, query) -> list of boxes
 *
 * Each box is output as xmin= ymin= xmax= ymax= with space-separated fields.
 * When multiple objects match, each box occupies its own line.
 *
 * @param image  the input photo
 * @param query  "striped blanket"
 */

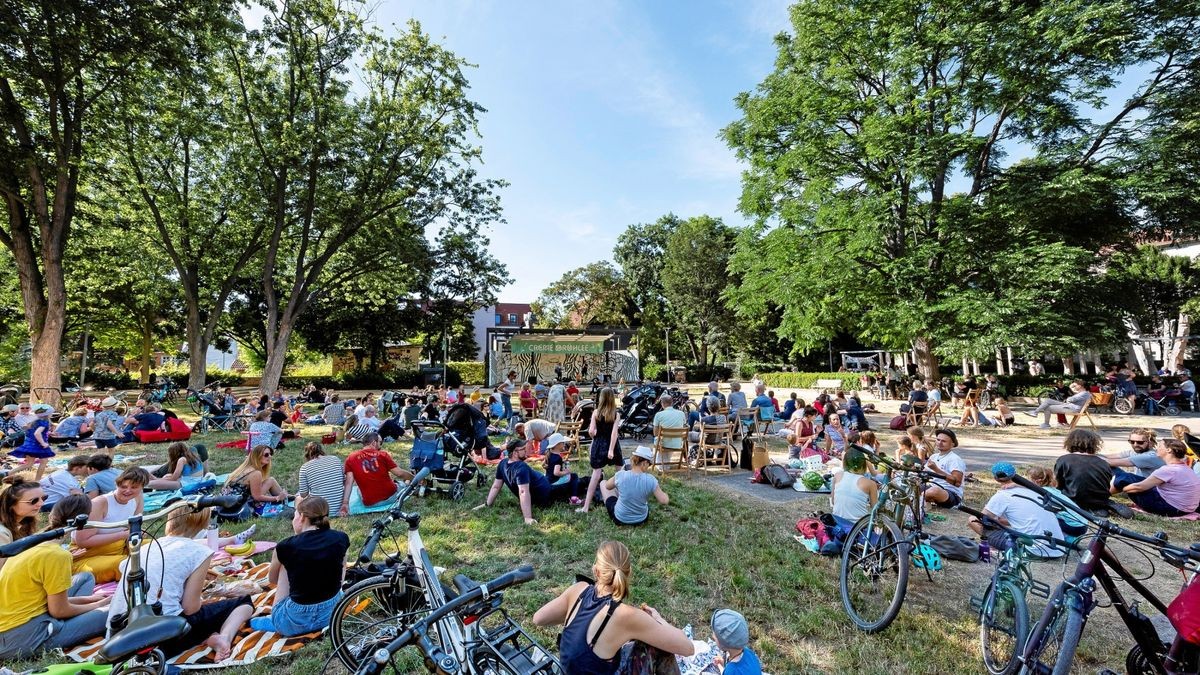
xmin=66 ymin=562 xmax=324 ymax=669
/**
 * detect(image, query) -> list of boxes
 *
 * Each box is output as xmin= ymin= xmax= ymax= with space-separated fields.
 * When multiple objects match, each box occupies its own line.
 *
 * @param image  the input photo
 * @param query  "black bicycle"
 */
xmin=1010 ymin=474 xmax=1200 ymax=675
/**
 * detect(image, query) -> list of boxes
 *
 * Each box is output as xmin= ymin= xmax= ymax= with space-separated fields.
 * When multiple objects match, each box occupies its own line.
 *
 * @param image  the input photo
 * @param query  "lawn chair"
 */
xmin=904 ymin=401 xmax=928 ymax=429
xmin=755 ymin=406 xmax=775 ymax=435
xmin=736 ymin=408 xmax=756 ymax=440
xmin=1067 ymin=398 xmax=1098 ymax=431
xmin=695 ymin=421 xmax=732 ymax=475
xmin=555 ymin=419 xmax=582 ymax=460
xmin=652 ymin=427 xmax=690 ymax=477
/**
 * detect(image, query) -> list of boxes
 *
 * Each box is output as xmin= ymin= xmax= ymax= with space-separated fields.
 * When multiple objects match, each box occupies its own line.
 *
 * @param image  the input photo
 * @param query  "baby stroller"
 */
xmin=445 ymin=402 xmax=501 ymax=461
xmin=571 ymin=398 xmax=595 ymax=442
xmin=192 ymin=390 xmax=241 ymax=432
xmin=619 ymin=383 xmax=665 ymax=438
xmin=1143 ymin=388 xmax=1183 ymax=416
xmin=410 ymin=419 xmax=485 ymax=501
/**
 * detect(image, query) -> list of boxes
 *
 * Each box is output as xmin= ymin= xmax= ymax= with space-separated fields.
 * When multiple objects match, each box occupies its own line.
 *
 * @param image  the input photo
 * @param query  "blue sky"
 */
xmin=369 ymin=0 xmax=792 ymax=302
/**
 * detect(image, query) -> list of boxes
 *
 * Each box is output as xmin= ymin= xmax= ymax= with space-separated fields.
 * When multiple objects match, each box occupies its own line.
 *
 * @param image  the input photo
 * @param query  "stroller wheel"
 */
xmin=450 ymin=481 xmax=466 ymax=502
xmin=1167 ymin=405 xmax=1182 ymax=416
xmin=475 ymin=472 xmax=485 ymax=488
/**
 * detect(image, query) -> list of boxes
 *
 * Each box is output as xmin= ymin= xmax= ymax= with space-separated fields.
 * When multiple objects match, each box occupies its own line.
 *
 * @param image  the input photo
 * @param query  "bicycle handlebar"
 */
xmin=851 ymin=444 xmax=940 ymax=480
xmin=357 ymin=473 xmax=429 ymax=563
xmin=356 ymin=565 xmax=537 ymax=675
xmin=0 ymin=493 xmax=245 ymax=558
xmin=1010 ymin=474 xmax=1200 ymax=561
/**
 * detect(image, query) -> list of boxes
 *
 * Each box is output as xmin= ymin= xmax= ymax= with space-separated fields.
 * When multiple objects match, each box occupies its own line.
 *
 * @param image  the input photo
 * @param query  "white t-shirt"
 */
xmin=40 ymin=469 xmax=79 ymax=506
xmin=1180 ymin=380 xmax=1196 ymax=396
xmin=984 ymin=486 xmax=1065 ymax=557
xmin=929 ymin=451 xmax=966 ymax=498
xmin=108 ymin=535 xmax=212 ymax=632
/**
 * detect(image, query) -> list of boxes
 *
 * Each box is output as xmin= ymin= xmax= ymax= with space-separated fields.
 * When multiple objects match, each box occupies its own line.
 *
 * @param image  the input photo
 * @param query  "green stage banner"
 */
xmin=509 ymin=336 xmax=608 ymax=355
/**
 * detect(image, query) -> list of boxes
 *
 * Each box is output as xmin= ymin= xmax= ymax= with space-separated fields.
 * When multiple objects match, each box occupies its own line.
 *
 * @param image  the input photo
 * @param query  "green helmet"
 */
xmin=801 ymin=471 xmax=826 ymax=491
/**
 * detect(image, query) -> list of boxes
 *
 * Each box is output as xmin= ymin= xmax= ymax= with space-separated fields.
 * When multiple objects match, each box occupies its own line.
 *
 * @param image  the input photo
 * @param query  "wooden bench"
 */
xmin=815 ymin=379 xmax=844 ymax=393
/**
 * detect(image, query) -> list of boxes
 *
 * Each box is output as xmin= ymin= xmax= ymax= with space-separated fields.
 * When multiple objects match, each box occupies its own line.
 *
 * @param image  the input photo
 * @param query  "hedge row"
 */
xmin=755 ymin=372 xmax=864 ymax=390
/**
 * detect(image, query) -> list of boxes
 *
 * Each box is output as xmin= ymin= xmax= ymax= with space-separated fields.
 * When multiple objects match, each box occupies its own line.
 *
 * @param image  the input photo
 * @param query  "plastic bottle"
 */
xmin=206 ymin=511 xmax=219 ymax=551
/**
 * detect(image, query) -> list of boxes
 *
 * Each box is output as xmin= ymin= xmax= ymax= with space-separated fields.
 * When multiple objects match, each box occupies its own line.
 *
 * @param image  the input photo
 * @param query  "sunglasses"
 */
xmin=22 ymin=496 xmax=44 ymax=505
xmin=262 ymin=452 xmax=273 ymax=458
xmin=1128 ymin=439 xmax=1147 ymax=444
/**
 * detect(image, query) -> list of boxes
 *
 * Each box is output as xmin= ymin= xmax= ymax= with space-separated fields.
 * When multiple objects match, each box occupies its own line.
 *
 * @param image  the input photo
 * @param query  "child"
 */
xmin=39 ymin=455 xmax=90 ymax=511
xmin=1026 ymin=465 xmax=1087 ymax=537
xmin=786 ymin=432 xmax=803 ymax=460
xmin=12 ymin=404 xmax=55 ymax=479
xmin=895 ymin=436 xmax=916 ymax=463
xmin=543 ymin=433 xmax=583 ymax=506
xmin=711 ymin=609 xmax=761 ymax=674
xmin=84 ymin=454 xmax=122 ymax=498
xmin=994 ymin=397 xmax=1016 ymax=427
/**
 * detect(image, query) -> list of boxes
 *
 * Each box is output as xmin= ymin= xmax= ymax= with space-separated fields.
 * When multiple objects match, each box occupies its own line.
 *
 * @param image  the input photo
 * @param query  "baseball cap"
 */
xmin=711 ymin=609 xmax=750 ymax=650
xmin=991 ymin=461 xmax=1017 ymax=480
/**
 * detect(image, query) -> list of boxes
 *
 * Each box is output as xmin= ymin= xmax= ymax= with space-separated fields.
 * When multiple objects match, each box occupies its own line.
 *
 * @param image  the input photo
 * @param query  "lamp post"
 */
xmin=665 ymin=328 xmax=670 ymax=366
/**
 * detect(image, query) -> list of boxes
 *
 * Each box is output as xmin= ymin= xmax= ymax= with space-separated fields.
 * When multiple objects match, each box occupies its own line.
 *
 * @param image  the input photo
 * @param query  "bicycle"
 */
xmin=0 ymin=492 xmax=246 ymax=675
xmin=1010 ymin=474 xmax=1200 ymax=675
xmin=328 ymin=472 xmax=561 ymax=675
xmin=141 ymin=378 xmax=178 ymax=406
xmin=957 ymin=504 xmax=1069 ymax=675
xmin=838 ymin=445 xmax=943 ymax=633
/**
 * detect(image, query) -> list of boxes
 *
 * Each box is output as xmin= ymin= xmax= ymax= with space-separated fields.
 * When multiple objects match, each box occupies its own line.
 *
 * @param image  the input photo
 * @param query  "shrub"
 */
xmin=686 ymin=364 xmax=733 ymax=383
xmin=642 ymin=362 xmax=665 ymax=382
xmin=737 ymin=362 xmax=792 ymax=380
xmin=446 ymin=361 xmax=484 ymax=385
xmin=70 ymin=369 xmax=137 ymax=391
xmin=151 ymin=366 xmax=245 ymax=388
xmin=755 ymin=372 xmax=863 ymax=391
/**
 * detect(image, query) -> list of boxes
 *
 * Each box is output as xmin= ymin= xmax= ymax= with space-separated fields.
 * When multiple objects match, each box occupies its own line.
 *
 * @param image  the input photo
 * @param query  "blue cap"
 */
xmin=991 ymin=461 xmax=1017 ymax=480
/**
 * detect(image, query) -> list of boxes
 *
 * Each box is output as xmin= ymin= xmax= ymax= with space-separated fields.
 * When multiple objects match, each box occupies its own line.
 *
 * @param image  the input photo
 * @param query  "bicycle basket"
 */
xmin=411 ymin=434 xmax=446 ymax=472
xmin=1169 ymin=579 xmax=1200 ymax=644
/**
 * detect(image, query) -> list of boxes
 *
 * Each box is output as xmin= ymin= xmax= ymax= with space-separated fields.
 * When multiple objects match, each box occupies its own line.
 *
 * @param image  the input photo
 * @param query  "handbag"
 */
xmin=215 ymin=473 xmax=253 ymax=523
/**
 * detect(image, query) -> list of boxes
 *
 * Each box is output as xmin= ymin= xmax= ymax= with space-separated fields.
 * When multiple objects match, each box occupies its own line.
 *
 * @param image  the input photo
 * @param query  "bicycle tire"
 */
xmin=1050 ymin=604 xmax=1085 ymax=675
xmin=839 ymin=515 xmax=909 ymax=633
xmin=1021 ymin=589 xmax=1073 ymax=675
xmin=980 ymin=578 xmax=1029 ymax=675
xmin=330 ymin=572 xmax=455 ymax=672
xmin=1113 ymin=397 xmax=1133 ymax=415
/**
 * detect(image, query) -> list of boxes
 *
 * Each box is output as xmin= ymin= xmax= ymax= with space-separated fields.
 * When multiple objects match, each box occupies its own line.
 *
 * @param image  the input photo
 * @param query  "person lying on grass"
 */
xmin=106 ymin=505 xmax=252 ymax=662
xmin=533 ymin=540 xmax=693 ymax=674
xmin=598 ymin=446 xmax=668 ymax=527
xmin=0 ymin=494 xmax=110 ymax=661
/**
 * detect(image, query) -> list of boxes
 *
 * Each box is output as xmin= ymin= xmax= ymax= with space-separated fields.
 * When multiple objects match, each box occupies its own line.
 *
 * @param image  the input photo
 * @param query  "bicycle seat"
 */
xmin=453 ymin=573 xmax=480 ymax=596
xmin=97 ymin=612 xmax=190 ymax=664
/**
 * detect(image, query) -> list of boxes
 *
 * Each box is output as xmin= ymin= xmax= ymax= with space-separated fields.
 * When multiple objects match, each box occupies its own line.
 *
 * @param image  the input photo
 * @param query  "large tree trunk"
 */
xmin=1124 ymin=316 xmax=1152 ymax=375
xmin=184 ymin=302 xmax=210 ymax=390
xmin=912 ymin=336 xmax=940 ymax=381
xmin=29 ymin=324 xmax=63 ymax=406
xmin=1168 ymin=312 xmax=1189 ymax=372
xmin=259 ymin=321 xmax=294 ymax=394
xmin=1062 ymin=356 xmax=1074 ymax=376
xmin=139 ymin=324 xmax=153 ymax=385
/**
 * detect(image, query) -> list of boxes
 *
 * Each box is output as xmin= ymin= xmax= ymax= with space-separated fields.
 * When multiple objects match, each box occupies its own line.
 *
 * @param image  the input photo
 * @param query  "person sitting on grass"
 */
xmin=106 ymin=505 xmax=252 ymax=662
xmin=250 ymin=496 xmax=349 ymax=636
xmin=0 ymin=479 xmax=46 ymax=573
xmin=247 ymin=410 xmax=283 ymax=450
xmin=298 ymin=441 xmax=345 ymax=514
xmin=1105 ymin=428 xmax=1165 ymax=479
xmin=49 ymin=408 xmax=92 ymax=444
xmin=1111 ymin=438 xmax=1200 ymax=517
xmin=1054 ymin=429 xmax=1120 ymax=517
xmin=711 ymin=608 xmax=762 ymax=675
xmin=33 ymin=455 xmax=88 ymax=513
xmin=123 ymin=403 xmax=166 ymax=442
xmin=533 ymin=540 xmax=693 ymax=673
xmin=83 ymin=454 xmax=122 ymax=498
xmin=1025 ymin=465 xmax=1088 ymax=538
xmin=599 ymin=446 xmax=668 ymax=527
xmin=992 ymin=397 xmax=1016 ymax=427
xmin=543 ymin=433 xmax=584 ymax=506
xmin=147 ymin=442 xmax=206 ymax=491
xmin=228 ymin=445 xmax=290 ymax=516
xmin=476 ymin=439 xmax=558 ymax=526
xmin=73 ymin=467 xmax=149 ymax=584
xmin=906 ymin=426 xmax=934 ymax=461
xmin=830 ymin=447 xmax=879 ymax=527
xmin=0 ymin=495 xmax=111 ymax=661
xmin=339 ymin=433 xmax=413 ymax=517
xmin=12 ymin=404 xmax=55 ymax=479
xmin=966 ymin=462 xmax=1065 ymax=558
xmin=922 ymin=429 xmax=966 ymax=508
xmin=821 ymin=410 xmax=849 ymax=458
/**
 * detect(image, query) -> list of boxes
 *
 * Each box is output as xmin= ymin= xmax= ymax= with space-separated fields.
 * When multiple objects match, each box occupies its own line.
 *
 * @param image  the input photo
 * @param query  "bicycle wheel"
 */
xmin=980 ymin=579 xmax=1029 ymax=675
xmin=1113 ymin=397 xmax=1133 ymax=415
xmin=839 ymin=516 xmax=909 ymax=633
xmin=1049 ymin=603 xmax=1085 ymax=675
xmin=329 ymin=573 xmax=440 ymax=672
xmin=1022 ymin=590 xmax=1081 ymax=675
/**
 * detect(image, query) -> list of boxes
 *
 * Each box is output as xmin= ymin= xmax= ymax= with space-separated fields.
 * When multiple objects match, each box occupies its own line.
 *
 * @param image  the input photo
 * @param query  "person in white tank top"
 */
xmin=73 ymin=467 xmax=149 ymax=583
xmin=830 ymin=447 xmax=879 ymax=523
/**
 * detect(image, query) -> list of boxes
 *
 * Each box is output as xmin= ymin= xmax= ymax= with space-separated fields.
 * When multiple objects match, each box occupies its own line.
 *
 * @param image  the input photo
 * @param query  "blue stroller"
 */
xmin=409 ymin=420 xmax=485 ymax=501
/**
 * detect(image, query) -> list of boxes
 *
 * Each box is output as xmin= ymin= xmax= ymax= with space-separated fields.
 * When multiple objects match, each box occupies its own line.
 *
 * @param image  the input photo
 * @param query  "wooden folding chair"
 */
xmin=695 ymin=421 xmax=732 ymax=475
xmin=903 ymin=401 xmax=927 ymax=428
xmin=1068 ymin=399 xmax=1098 ymax=430
xmin=652 ymin=427 xmax=690 ymax=476
xmin=555 ymin=419 xmax=582 ymax=460
xmin=921 ymin=400 xmax=943 ymax=428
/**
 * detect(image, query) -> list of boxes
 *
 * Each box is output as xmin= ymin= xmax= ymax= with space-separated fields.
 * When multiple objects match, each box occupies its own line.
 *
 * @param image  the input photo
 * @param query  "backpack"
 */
xmin=929 ymin=535 xmax=981 ymax=562
xmin=739 ymin=436 xmax=755 ymax=471
xmin=762 ymin=463 xmax=795 ymax=489
xmin=216 ymin=473 xmax=254 ymax=523
xmin=889 ymin=414 xmax=907 ymax=430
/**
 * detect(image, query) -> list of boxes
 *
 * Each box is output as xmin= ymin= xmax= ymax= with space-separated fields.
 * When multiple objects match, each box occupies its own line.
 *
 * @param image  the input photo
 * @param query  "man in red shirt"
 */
xmin=339 ymin=433 xmax=414 ymax=516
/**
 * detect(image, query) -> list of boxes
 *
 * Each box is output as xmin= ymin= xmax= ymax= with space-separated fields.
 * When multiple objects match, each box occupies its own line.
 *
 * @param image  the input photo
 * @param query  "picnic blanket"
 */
xmin=89 ymin=541 xmax=275 ymax=597
xmin=66 ymin=562 xmax=324 ymax=669
xmin=1132 ymin=507 xmax=1200 ymax=521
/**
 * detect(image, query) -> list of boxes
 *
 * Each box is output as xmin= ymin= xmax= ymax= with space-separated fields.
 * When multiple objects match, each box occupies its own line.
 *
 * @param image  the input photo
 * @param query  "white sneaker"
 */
xmin=1039 ymin=423 xmax=1051 ymax=429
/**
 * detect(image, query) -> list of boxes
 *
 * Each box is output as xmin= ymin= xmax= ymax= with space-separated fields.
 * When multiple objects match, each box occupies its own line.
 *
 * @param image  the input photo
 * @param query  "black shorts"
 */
xmin=589 ymin=438 xmax=623 ymax=470
xmin=603 ymin=495 xmax=646 ymax=527
xmin=931 ymin=490 xmax=962 ymax=508
xmin=162 ymin=595 xmax=253 ymax=657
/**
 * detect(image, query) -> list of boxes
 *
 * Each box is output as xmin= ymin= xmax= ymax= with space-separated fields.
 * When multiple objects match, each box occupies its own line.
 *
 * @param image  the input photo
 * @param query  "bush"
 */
xmin=686 ymin=364 xmax=733 ymax=383
xmin=737 ymin=362 xmax=792 ymax=380
xmin=446 ymin=361 xmax=484 ymax=385
xmin=157 ymin=366 xmax=245 ymax=388
xmin=70 ymin=369 xmax=137 ymax=390
xmin=642 ymin=362 xmax=666 ymax=382
xmin=755 ymin=372 xmax=863 ymax=391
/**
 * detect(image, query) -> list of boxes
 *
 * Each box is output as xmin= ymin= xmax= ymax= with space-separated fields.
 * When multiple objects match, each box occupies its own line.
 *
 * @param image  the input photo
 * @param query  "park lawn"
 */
xmin=11 ymin=414 xmax=1198 ymax=674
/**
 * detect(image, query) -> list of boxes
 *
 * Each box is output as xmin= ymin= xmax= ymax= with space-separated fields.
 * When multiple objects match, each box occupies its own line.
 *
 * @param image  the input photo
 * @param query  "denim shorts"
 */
xmin=250 ymin=592 xmax=341 ymax=637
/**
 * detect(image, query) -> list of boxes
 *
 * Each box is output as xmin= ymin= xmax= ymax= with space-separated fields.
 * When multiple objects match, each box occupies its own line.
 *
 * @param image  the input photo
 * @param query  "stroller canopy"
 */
xmin=444 ymin=403 xmax=490 ymax=450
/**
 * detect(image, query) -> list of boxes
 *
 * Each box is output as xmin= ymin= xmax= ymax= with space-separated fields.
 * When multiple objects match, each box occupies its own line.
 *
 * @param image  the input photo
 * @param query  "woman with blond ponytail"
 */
xmin=533 ymin=541 xmax=693 ymax=673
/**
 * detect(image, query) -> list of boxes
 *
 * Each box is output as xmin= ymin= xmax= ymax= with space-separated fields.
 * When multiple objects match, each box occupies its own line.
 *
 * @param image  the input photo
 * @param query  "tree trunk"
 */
xmin=29 ymin=326 xmax=63 ymax=406
xmin=183 ymin=302 xmax=211 ymax=390
xmin=1062 ymin=356 xmax=1074 ymax=376
xmin=140 ymin=326 xmax=153 ymax=385
xmin=912 ymin=337 xmax=939 ymax=381
xmin=1123 ymin=317 xmax=1152 ymax=375
xmin=259 ymin=321 xmax=294 ymax=394
xmin=1169 ymin=312 xmax=1189 ymax=372
xmin=995 ymin=349 xmax=1005 ymax=375
xmin=1006 ymin=347 xmax=1014 ymax=375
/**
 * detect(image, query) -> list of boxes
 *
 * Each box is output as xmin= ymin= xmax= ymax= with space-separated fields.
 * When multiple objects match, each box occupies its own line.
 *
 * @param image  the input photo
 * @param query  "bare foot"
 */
xmin=575 ymin=506 xmax=589 ymax=513
xmin=206 ymin=632 xmax=233 ymax=662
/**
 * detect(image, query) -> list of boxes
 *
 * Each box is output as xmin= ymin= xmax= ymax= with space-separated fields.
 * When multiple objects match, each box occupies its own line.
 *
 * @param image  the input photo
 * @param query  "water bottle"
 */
xmin=979 ymin=541 xmax=991 ymax=563
xmin=206 ymin=511 xmax=219 ymax=551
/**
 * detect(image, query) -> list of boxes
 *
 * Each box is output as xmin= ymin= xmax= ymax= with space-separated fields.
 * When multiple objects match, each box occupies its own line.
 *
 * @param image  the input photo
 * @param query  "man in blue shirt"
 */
xmin=750 ymin=383 xmax=773 ymax=410
xmin=476 ymin=440 xmax=552 ymax=526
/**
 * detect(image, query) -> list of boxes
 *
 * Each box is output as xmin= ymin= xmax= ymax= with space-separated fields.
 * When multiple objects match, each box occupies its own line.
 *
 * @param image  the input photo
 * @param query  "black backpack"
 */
xmin=763 ymin=463 xmax=795 ymax=489
xmin=739 ymin=436 xmax=754 ymax=470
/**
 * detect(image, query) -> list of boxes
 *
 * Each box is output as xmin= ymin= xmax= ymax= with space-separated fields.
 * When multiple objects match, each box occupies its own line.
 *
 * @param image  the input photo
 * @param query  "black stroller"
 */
xmin=410 ymin=416 xmax=487 ymax=501
xmin=619 ymin=383 xmax=669 ymax=438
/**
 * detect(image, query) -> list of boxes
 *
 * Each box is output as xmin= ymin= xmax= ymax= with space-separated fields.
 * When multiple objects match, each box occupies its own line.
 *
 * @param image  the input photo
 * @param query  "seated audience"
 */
xmin=830 ymin=447 xmax=879 ymax=527
xmin=123 ymin=403 xmax=166 ymax=441
xmin=107 ymin=505 xmax=252 ymax=661
xmin=340 ymin=433 xmax=413 ymax=516
xmin=250 ymin=496 xmax=349 ymax=636
xmin=599 ymin=446 xmax=668 ymax=527
xmin=73 ymin=467 xmax=150 ymax=583
xmin=0 ymin=479 xmax=46 ymax=573
xmin=477 ymin=439 xmax=561 ymax=525
xmin=652 ymin=393 xmax=687 ymax=457
xmin=1111 ymin=438 xmax=1200 ymax=516
xmin=1054 ymin=429 xmax=1117 ymax=516
xmin=298 ymin=441 xmax=345 ymax=514
xmin=39 ymin=455 xmax=89 ymax=511
xmin=1026 ymin=465 xmax=1088 ymax=537
xmin=923 ymin=429 xmax=965 ymax=508
xmin=821 ymin=411 xmax=849 ymax=457
xmin=533 ymin=541 xmax=693 ymax=671
xmin=711 ymin=609 xmax=762 ymax=675
xmin=1025 ymin=380 xmax=1092 ymax=428
xmin=83 ymin=454 xmax=122 ymax=499
xmin=1106 ymin=428 xmax=1165 ymax=478
xmin=542 ymin=433 xmax=583 ymax=506
xmin=0 ymin=495 xmax=110 ymax=661
xmin=147 ymin=442 xmax=206 ymax=491
xmin=228 ymin=445 xmax=289 ymax=516
xmin=247 ymin=410 xmax=283 ymax=449
xmin=967 ymin=463 xmax=1065 ymax=557
xmin=49 ymin=408 xmax=92 ymax=443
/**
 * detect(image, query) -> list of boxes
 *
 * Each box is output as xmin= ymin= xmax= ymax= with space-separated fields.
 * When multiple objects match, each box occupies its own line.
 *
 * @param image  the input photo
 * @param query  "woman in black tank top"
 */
xmin=577 ymin=388 xmax=623 ymax=513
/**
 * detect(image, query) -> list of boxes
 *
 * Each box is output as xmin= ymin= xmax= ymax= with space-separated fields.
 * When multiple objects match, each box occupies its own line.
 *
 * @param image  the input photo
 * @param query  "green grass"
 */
xmin=8 ymin=408 xmax=1199 ymax=674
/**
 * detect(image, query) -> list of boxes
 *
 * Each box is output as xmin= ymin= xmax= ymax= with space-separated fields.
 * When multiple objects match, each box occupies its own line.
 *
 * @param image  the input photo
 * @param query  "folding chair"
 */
xmin=736 ymin=408 xmax=756 ymax=440
xmin=1068 ymin=399 xmax=1098 ymax=431
xmin=695 ymin=421 xmax=732 ymax=475
xmin=652 ymin=427 xmax=690 ymax=477
xmin=755 ymin=406 xmax=776 ymax=435
xmin=921 ymin=400 xmax=943 ymax=428
xmin=555 ymin=419 xmax=582 ymax=460
xmin=904 ymin=401 xmax=928 ymax=429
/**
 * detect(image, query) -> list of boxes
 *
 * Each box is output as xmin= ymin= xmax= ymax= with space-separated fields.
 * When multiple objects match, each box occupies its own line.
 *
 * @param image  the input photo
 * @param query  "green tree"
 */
xmin=661 ymin=215 xmax=737 ymax=366
xmin=532 ymin=261 xmax=635 ymax=328
xmin=1104 ymin=245 xmax=1200 ymax=373
xmin=0 ymin=0 xmax=229 ymax=403
xmin=723 ymin=0 xmax=1188 ymax=379
xmin=614 ymin=214 xmax=680 ymax=361
xmin=229 ymin=1 xmax=503 ymax=393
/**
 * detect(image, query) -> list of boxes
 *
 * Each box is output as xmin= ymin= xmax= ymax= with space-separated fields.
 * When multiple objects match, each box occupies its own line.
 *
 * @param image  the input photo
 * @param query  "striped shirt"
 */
xmin=299 ymin=455 xmax=345 ymax=510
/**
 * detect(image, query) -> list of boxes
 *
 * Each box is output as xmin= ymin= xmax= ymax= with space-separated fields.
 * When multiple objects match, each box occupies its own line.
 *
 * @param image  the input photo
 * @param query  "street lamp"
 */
xmin=665 ymin=328 xmax=670 ymax=366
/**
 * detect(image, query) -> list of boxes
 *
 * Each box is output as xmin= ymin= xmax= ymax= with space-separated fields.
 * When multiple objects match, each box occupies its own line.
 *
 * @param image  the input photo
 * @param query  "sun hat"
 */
xmin=991 ymin=461 xmax=1017 ymax=480
xmin=544 ymin=432 xmax=567 ymax=450
xmin=1 ymin=403 xmax=17 ymax=413
xmin=711 ymin=609 xmax=750 ymax=650
xmin=101 ymin=396 xmax=119 ymax=408
xmin=632 ymin=446 xmax=655 ymax=462
xmin=32 ymin=403 xmax=53 ymax=416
